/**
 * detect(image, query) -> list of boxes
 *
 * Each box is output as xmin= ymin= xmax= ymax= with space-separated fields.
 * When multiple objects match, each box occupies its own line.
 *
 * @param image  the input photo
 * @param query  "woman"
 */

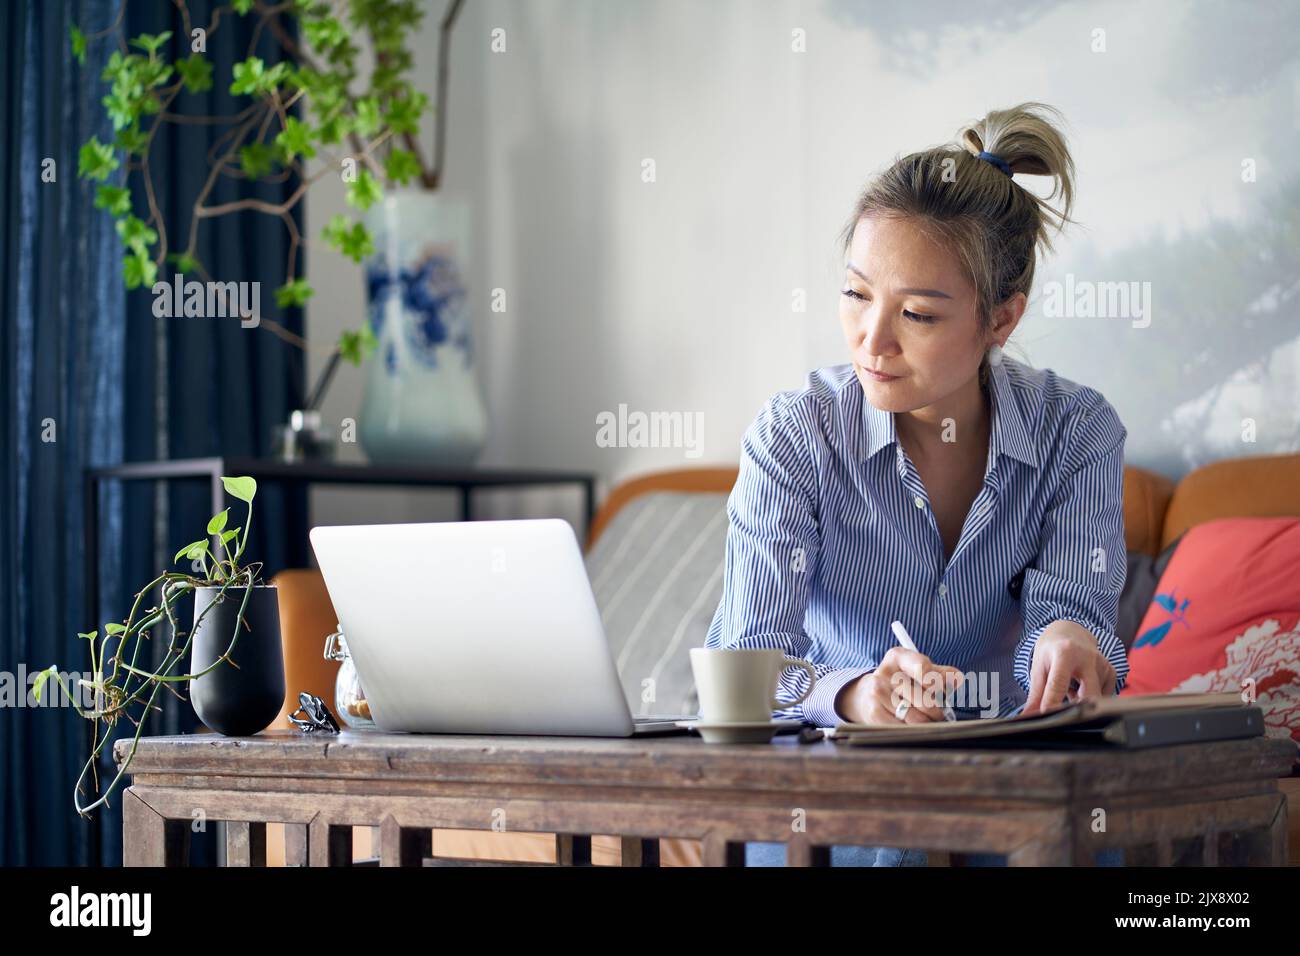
xmin=704 ymin=103 xmax=1129 ymax=867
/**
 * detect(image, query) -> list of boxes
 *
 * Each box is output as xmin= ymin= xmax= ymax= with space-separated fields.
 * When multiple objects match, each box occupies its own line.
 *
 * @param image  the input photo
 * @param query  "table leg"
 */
xmin=1238 ymin=793 xmax=1288 ymax=865
xmin=225 ymin=821 xmax=267 ymax=867
xmin=309 ymin=816 xmax=354 ymax=866
xmin=380 ymin=815 xmax=431 ymax=866
xmin=702 ymin=832 xmax=745 ymax=867
xmin=1006 ymin=827 xmax=1076 ymax=866
xmin=784 ymin=836 xmax=831 ymax=867
xmin=123 ymin=789 xmax=188 ymax=866
xmin=618 ymin=837 xmax=661 ymax=867
xmin=284 ymin=823 xmax=309 ymax=866
xmin=555 ymin=834 xmax=592 ymax=865
xmin=1202 ymin=828 xmax=1219 ymax=866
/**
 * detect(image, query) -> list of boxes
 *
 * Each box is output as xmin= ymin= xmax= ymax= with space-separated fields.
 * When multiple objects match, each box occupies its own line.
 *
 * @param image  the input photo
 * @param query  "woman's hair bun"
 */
xmin=956 ymin=102 xmax=1074 ymax=218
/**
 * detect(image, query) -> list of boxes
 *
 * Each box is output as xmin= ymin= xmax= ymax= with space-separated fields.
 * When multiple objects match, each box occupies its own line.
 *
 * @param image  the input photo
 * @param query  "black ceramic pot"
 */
xmin=190 ymin=585 xmax=285 ymax=736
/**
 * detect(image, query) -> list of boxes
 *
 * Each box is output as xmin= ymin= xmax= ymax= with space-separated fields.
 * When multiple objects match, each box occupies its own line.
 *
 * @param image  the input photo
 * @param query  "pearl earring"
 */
xmin=987 ymin=343 xmax=1004 ymax=366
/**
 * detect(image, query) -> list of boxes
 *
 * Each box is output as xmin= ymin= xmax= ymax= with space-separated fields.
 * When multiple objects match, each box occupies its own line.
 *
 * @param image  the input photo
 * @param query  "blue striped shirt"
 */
xmin=704 ymin=356 xmax=1130 ymax=725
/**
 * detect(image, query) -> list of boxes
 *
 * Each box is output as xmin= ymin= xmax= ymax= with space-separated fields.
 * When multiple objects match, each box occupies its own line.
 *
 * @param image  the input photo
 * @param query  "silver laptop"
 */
xmin=308 ymin=518 xmax=692 ymax=736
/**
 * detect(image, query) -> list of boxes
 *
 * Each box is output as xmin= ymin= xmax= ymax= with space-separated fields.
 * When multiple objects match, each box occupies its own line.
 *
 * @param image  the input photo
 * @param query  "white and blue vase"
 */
xmin=358 ymin=190 xmax=489 ymax=465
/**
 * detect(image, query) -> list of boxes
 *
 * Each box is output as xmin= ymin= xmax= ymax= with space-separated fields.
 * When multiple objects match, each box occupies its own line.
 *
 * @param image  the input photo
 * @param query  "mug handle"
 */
xmin=774 ymin=657 xmax=818 ymax=709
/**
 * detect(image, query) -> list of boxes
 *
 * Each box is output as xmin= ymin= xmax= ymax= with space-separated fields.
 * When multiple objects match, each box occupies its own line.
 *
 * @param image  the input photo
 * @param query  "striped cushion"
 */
xmin=583 ymin=491 xmax=728 ymax=717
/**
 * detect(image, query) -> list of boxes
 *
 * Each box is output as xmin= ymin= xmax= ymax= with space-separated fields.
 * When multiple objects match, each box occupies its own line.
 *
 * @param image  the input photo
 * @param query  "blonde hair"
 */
xmin=838 ymin=102 xmax=1077 ymax=340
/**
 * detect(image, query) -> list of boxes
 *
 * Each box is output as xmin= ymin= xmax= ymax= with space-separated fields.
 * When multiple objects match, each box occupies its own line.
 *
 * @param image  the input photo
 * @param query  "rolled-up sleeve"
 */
xmin=1013 ymin=397 xmax=1130 ymax=695
xmin=704 ymin=394 xmax=869 ymax=726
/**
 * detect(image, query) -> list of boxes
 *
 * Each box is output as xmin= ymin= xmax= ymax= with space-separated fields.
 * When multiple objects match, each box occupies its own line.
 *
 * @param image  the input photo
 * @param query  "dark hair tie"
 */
xmin=977 ymin=150 xmax=1014 ymax=178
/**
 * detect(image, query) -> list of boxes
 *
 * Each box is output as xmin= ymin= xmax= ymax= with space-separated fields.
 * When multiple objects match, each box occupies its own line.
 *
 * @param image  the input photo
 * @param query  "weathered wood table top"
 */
xmin=115 ymin=730 xmax=1295 ymax=866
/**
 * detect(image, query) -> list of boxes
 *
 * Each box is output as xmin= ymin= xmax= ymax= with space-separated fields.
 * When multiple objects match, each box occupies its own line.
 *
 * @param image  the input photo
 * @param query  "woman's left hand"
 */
xmin=1022 ymin=620 xmax=1117 ymax=716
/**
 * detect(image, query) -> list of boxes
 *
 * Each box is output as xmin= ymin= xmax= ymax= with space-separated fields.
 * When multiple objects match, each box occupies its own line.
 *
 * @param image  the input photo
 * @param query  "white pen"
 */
xmin=889 ymin=619 xmax=918 ymax=651
xmin=889 ymin=620 xmax=955 ymax=721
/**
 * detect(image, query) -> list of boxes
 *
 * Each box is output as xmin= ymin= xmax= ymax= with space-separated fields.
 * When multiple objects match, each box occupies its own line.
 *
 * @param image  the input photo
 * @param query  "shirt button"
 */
xmin=977 ymin=502 xmax=990 ymax=516
xmin=938 ymin=583 xmax=948 ymax=598
xmin=913 ymin=495 xmax=925 ymax=509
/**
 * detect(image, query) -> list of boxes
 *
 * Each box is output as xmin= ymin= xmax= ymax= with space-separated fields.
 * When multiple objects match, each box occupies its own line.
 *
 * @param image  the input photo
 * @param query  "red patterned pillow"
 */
xmin=1121 ymin=517 xmax=1300 ymax=757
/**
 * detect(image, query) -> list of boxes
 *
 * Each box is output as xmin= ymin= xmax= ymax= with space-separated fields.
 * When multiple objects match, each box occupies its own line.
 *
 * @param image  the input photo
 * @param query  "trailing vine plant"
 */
xmin=34 ymin=477 xmax=264 ymax=816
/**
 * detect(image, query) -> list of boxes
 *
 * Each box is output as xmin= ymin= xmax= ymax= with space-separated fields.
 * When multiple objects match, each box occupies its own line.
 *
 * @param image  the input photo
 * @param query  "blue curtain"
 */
xmin=1 ymin=0 xmax=306 ymax=866
xmin=1 ymin=0 xmax=125 ymax=869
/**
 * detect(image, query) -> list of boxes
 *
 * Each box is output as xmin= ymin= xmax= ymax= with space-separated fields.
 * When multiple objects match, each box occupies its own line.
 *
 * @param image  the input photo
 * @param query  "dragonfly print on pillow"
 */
xmin=1134 ymin=590 xmax=1191 ymax=648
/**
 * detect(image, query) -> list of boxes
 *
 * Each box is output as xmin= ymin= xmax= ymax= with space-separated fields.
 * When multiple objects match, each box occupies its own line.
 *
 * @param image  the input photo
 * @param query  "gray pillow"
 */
xmin=583 ymin=491 xmax=729 ymax=717
xmin=1117 ymin=535 xmax=1183 ymax=650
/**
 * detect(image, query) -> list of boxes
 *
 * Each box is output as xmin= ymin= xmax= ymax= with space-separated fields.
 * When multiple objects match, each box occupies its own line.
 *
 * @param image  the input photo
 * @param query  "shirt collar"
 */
xmin=857 ymin=357 xmax=1038 ymax=470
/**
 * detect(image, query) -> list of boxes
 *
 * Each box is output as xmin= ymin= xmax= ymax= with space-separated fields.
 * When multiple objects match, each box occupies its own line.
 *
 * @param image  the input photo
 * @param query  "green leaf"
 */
xmin=221 ymin=476 xmax=257 ymax=504
xmin=104 ymin=623 xmax=127 ymax=636
xmin=352 ymin=97 xmax=381 ymax=138
xmin=345 ymin=168 xmax=382 ymax=211
xmin=321 ymin=214 xmax=348 ymax=245
xmin=166 ymin=251 xmax=202 ymax=274
xmin=78 ymin=137 xmax=119 ymax=182
xmin=142 ymin=58 xmax=175 ymax=88
xmin=342 ymin=223 xmax=375 ymax=262
xmin=385 ymin=92 xmax=427 ymax=136
xmin=31 ymin=666 xmax=57 ymax=705
xmin=115 ymin=127 xmax=148 ymax=156
xmin=129 ymin=31 xmax=173 ymax=56
xmin=233 ymin=0 xmax=255 ymax=13
xmin=304 ymin=16 xmax=348 ymax=52
xmin=274 ymin=116 xmax=316 ymax=161
xmin=239 ymin=142 xmax=280 ymax=178
xmin=321 ymin=215 xmax=374 ymax=263
xmin=115 ymin=215 xmax=158 ymax=254
xmin=94 ymin=184 xmax=132 ymax=217
xmin=383 ymin=148 xmax=420 ymax=186
xmin=263 ymin=61 xmax=290 ymax=92
xmin=100 ymin=50 xmax=137 ymax=87
xmin=70 ymin=25 xmax=87 ymax=65
xmin=298 ymin=69 xmax=346 ymax=115
xmin=108 ymin=70 xmax=144 ymax=102
xmin=207 ymin=508 xmax=229 ymax=535
xmin=101 ymin=92 xmax=136 ymax=131
xmin=122 ymin=250 xmax=158 ymax=290
xmin=315 ymin=115 xmax=346 ymax=146
xmin=337 ymin=323 xmax=378 ymax=366
xmin=77 ymin=630 xmax=98 ymax=641
xmin=221 ymin=529 xmax=240 ymax=546
xmin=230 ymin=56 xmax=266 ymax=96
xmin=275 ymin=278 xmax=315 ymax=308
xmin=173 ymin=539 xmax=210 ymax=564
xmin=176 ymin=55 xmax=213 ymax=94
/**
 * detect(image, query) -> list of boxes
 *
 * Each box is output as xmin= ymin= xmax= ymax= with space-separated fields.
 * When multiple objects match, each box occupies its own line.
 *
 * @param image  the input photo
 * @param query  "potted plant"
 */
xmin=72 ymin=0 xmax=486 ymax=464
xmin=34 ymin=477 xmax=282 ymax=816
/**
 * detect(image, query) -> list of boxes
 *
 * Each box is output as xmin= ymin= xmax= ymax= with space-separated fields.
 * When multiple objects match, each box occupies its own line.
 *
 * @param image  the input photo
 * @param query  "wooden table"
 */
xmin=114 ymin=730 xmax=1294 ymax=866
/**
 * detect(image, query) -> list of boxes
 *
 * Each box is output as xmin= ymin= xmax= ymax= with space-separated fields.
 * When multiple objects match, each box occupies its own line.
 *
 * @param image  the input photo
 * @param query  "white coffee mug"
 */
xmin=689 ymin=648 xmax=818 ymax=723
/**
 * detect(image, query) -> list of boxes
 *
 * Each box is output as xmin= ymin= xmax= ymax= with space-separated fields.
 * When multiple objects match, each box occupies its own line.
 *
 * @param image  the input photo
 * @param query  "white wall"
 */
xmin=304 ymin=0 xmax=1300 ymax=539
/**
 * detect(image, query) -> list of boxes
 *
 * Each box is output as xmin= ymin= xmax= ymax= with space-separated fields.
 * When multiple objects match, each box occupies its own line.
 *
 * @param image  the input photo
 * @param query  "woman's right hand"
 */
xmin=834 ymin=647 xmax=966 ymax=724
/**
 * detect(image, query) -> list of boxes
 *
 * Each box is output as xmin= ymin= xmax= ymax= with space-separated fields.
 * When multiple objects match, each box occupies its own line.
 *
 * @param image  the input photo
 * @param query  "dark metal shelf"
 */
xmin=83 ymin=455 xmax=597 ymax=630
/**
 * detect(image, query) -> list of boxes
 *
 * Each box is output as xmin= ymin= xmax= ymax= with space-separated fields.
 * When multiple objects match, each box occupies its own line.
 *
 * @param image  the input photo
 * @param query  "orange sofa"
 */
xmin=269 ymin=452 xmax=1300 ymax=865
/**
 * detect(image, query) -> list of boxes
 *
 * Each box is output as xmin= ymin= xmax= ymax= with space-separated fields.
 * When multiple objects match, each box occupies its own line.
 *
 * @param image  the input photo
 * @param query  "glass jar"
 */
xmin=324 ymin=625 xmax=375 ymax=729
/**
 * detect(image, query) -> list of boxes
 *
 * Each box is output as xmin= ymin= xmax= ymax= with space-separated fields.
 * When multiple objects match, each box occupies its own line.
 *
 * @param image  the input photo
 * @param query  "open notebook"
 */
xmin=827 ymin=691 xmax=1262 ymax=748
